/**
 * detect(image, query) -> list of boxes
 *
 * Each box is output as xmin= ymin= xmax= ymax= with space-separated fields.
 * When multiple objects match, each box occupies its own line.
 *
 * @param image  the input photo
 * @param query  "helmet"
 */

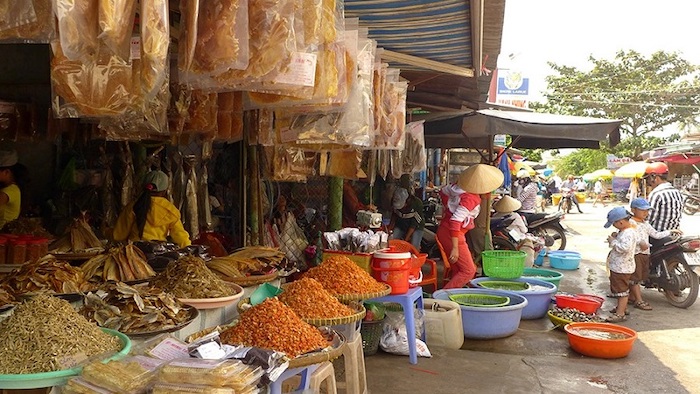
xmin=645 ymin=162 xmax=668 ymax=176
xmin=516 ymin=169 xmax=530 ymax=179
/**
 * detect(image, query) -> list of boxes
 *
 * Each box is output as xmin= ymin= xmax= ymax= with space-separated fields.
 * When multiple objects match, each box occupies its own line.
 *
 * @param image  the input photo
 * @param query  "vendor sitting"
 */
xmin=113 ymin=170 xmax=191 ymax=248
xmin=389 ymin=187 xmax=425 ymax=250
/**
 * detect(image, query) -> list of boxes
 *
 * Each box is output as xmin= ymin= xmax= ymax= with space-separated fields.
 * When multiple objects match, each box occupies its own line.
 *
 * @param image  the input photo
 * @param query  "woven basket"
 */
xmin=238 ymin=298 xmax=366 ymax=326
xmin=360 ymin=318 xmax=385 ymax=356
xmin=477 ymin=281 xmax=530 ymax=291
xmin=448 ymin=293 xmax=511 ymax=307
xmin=335 ymin=283 xmax=392 ymax=302
xmin=481 ymin=250 xmax=526 ymax=279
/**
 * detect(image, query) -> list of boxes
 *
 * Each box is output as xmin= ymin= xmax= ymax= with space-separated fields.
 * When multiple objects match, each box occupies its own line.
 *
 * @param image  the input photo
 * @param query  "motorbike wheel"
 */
xmin=492 ymin=236 xmax=517 ymax=251
xmin=535 ymin=224 xmax=567 ymax=250
xmin=662 ymin=257 xmax=699 ymax=308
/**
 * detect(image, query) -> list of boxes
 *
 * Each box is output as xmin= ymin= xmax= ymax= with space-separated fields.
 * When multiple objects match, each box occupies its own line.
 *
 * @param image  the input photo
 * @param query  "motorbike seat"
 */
xmin=422 ymin=228 xmax=436 ymax=243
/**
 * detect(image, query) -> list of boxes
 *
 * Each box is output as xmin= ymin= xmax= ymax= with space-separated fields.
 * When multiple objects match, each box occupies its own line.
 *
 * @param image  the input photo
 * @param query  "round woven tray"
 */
xmin=221 ymin=270 xmax=279 ymax=287
xmin=237 ymin=298 xmax=366 ymax=326
xmin=335 ymin=283 xmax=392 ymax=302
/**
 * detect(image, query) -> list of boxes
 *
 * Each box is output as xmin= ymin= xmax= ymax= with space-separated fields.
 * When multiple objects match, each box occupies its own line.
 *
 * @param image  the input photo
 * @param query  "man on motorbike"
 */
xmin=558 ymin=175 xmax=583 ymax=213
xmin=645 ymin=162 xmax=683 ymax=232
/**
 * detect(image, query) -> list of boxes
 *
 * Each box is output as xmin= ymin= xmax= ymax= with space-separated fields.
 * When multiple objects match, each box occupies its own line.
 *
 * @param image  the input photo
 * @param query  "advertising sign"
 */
xmin=607 ymin=154 xmax=632 ymax=170
xmin=497 ymin=70 xmax=529 ymax=97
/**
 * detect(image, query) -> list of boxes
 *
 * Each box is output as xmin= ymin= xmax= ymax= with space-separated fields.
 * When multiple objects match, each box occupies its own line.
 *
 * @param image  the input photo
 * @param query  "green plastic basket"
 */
xmin=360 ymin=318 xmax=385 ymax=356
xmin=478 ymin=280 xmax=530 ymax=291
xmin=448 ymin=293 xmax=511 ymax=307
xmin=481 ymin=250 xmax=526 ymax=279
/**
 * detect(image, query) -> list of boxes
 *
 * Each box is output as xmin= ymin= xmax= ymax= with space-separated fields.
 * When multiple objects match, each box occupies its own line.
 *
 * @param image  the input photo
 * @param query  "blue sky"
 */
xmin=500 ymin=0 xmax=700 ymax=101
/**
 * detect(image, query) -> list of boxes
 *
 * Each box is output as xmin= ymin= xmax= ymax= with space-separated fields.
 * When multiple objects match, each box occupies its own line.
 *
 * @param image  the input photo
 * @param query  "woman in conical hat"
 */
xmin=438 ymin=164 xmax=504 ymax=288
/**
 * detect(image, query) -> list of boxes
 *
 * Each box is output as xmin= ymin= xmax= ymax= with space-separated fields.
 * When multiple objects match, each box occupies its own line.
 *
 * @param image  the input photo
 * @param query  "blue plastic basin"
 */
xmin=548 ymin=251 xmax=581 ymax=270
xmin=470 ymin=277 xmax=557 ymax=320
xmin=432 ymin=288 xmax=528 ymax=339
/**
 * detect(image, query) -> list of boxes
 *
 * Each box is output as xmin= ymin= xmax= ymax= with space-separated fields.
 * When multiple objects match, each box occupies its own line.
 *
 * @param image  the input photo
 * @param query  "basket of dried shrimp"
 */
xmin=303 ymin=256 xmax=392 ymax=301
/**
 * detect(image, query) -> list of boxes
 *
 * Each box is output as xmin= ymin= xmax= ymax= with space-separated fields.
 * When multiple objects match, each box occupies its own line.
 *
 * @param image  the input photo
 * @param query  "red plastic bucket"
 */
xmin=372 ymin=249 xmax=412 ymax=294
xmin=408 ymin=253 xmax=427 ymax=288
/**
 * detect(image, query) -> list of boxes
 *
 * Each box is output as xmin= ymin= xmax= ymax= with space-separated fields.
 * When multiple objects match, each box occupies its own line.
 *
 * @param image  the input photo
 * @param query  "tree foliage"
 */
xmin=530 ymin=50 xmax=700 ymax=158
xmin=552 ymin=149 xmax=608 ymax=177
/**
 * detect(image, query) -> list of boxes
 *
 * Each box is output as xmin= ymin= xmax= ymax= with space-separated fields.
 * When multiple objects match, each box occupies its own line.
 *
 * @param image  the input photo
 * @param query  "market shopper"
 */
xmin=0 ymin=150 xmax=28 ymax=228
xmin=113 ymin=170 xmax=191 ymax=248
xmin=389 ymin=187 xmax=425 ymax=250
xmin=644 ymin=162 xmax=683 ymax=232
xmin=438 ymin=164 xmax=503 ymax=288
xmin=592 ymin=178 xmax=608 ymax=207
xmin=604 ymin=207 xmax=636 ymax=322
xmin=628 ymin=198 xmax=682 ymax=311
xmin=514 ymin=169 xmax=539 ymax=223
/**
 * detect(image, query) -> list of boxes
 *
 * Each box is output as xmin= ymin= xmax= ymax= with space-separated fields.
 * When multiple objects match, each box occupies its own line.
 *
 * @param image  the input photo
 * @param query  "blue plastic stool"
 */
xmin=270 ymin=364 xmax=319 ymax=394
xmin=369 ymin=287 xmax=426 ymax=364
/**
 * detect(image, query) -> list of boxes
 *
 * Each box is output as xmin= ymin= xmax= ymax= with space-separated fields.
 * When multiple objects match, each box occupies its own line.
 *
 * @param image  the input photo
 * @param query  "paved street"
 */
xmin=364 ymin=199 xmax=700 ymax=394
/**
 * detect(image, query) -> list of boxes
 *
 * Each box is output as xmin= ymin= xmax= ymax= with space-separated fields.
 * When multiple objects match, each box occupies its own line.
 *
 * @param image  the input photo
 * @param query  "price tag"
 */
xmin=274 ymin=52 xmax=317 ymax=87
xmin=148 ymin=337 xmax=189 ymax=360
xmin=192 ymin=341 xmax=226 ymax=359
xmin=130 ymin=35 xmax=141 ymax=60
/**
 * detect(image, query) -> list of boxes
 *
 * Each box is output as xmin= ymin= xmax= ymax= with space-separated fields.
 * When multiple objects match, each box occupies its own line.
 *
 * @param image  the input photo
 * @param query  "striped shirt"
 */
xmin=648 ymin=182 xmax=683 ymax=231
xmin=517 ymin=182 xmax=539 ymax=213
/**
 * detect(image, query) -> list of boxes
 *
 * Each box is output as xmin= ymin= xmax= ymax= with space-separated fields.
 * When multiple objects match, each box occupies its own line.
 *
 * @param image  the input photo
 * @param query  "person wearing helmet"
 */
xmin=559 ymin=174 xmax=583 ymax=213
xmin=644 ymin=162 xmax=683 ymax=232
xmin=515 ymin=169 xmax=538 ymax=219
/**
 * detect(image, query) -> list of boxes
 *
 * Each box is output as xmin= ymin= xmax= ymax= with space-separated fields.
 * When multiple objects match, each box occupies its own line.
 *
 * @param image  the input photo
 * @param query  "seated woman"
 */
xmin=0 ymin=150 xmax=28 ymax=229
xmin=114 ymin=170 xmax=191 ymax=248
xmin=389 ymin=187 xmax=425 ymax=250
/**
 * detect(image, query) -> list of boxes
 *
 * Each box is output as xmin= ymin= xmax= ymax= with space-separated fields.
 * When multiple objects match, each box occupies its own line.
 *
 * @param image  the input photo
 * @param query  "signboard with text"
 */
xmin=607 ymin=154 xmax=632 ymax=170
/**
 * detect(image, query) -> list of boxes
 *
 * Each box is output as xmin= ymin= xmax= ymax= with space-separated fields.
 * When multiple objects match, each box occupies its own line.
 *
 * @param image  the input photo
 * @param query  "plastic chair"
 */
xmin=387 ymin=239 xmax=438 ymax=291
xmin=435 ymin=239 xmax=452 ymax=287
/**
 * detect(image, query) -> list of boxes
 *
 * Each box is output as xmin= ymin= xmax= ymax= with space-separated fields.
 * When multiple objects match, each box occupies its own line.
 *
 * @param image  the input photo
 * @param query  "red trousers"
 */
xmin=437 ymin=224 xmax=476 ymax=288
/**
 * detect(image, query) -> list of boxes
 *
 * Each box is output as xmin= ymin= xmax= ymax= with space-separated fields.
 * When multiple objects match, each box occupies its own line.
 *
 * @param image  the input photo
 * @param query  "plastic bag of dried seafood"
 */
xmin=402 ymin=121 xmax=427 ymax=174
xmin=55 ymin=0 xmax=99 ymax=62
xmin=131 ymin=333 xmax=190 ymax=361
xmin=74 ymin=355 xmax=163 ymax=393
xmin=157 ymin=358 xmax=262 ymax=391
xmin=0 ymin=0 xmax=55 ymax=43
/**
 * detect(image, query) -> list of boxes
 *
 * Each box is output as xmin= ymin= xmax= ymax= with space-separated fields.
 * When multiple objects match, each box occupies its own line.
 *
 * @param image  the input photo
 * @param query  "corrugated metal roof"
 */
xmin=345 ymin=0 xmax=473 ymax=70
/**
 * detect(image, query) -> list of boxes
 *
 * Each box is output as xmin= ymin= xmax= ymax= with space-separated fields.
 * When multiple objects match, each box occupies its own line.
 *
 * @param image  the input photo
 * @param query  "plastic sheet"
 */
xmin=401 ymin=121 xmax=427 ymax=174
xmin=98 ymin=0 xmax=137 ymax=60
xmin=0 ymin=0 xmax=54 ymax=42
xmin=327 ymin=150 xmax=361 ymax=179
xmin=184 ymin=91 xmax=218 ymax=137
xmin=267 ymin=147 xmax=317 ymax=182
xmin=55 ymin=0 xmax=99 ymax=62
xmin=141 ymin=0 xmax=170 ymax=101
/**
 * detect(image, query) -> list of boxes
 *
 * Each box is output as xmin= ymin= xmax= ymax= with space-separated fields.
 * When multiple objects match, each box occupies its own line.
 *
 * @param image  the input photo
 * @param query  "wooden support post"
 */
xmin=329 ymin=177 xmax=343 ymax=231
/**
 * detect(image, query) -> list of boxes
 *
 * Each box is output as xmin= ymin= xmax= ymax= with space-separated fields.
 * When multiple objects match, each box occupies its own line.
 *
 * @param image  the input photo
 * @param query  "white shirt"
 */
xmin=594 ymin=181 xmax=604 ymax=194
xmin=492 ymin=212 xmax=528 ymax=237
xmin=607 ymin=227 xmax=636 ymax=274
xmin=631 ymin=219 xmax=670 ymax=255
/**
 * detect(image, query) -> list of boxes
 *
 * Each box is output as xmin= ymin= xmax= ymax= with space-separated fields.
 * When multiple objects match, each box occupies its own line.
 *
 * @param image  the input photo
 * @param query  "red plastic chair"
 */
xmin=387 ymin=239 xmax=438 ymax=292
xmin=435 ymin=239 xmax=452 ymax=288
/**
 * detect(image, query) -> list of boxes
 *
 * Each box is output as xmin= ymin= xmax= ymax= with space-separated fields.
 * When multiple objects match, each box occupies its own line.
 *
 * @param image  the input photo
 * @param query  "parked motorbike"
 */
xmin=681 ymin=190 xmax=700 ymax=216
xmin=422 ymin=195 xmax=440 ymax=233
xmin=490 ymin=216 xmax=518 ymax=250
xmin=559 ymin=188 xmax=575 ymax=214
xmin=522 ymin=211 xmax=567 ymax=250
xmin=648 ymin=235 xmax=700 ymax=308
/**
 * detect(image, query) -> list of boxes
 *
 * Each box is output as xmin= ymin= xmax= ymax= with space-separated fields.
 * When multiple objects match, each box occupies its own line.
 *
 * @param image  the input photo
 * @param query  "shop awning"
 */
xmin=422 ymin=109 xmax=622 ymax=149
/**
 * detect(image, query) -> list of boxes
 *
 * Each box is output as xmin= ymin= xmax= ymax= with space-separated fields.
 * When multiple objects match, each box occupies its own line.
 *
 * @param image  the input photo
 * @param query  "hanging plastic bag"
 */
xmin=279 ymin=212 xmax=308 ymax=263
xmin=0 ymin=0 xmax=54 ymax=43
xmin=379 ymin=308 xmax=431 ymax=358
xmin=402 ymin=120 xmax=426 ymax=174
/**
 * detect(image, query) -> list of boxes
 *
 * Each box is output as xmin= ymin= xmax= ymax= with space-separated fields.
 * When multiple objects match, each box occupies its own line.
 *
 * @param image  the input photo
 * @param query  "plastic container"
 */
xmin=360 ymin=318 xmax=385 ymax=355
xmin=432 ymin=288 xmax=528 ymax=339
xmin=449 ymin=293 xmax=510 ymax=307
xmin=371 ymin=249 xmax=412 ymax=295
xmin=471 ymin=277 xmax=557 ymax=320
xmin=475 ymin=280 xmax=530 ymax=291
xmin=27 ymin=238 xmax=48 ymax=263
xmin=7 ymin=238 xmax=27 ymax=264
xmin=521 ymin=267 xmax=564 ymax=288
xmin=422 ymin=299 xmax=464 ymax=350
xmin=534 ymin=249 xmax=546 ymax=266
xmin=0 ymin=237 xmax=7 ymax=264
xmin=552 ymin=193 xmax=562 ymax=205
xmin=409 ymin=253 xmax=428 ymax=287
xmin=548 ymin=251 xmax=581 ymax=270
xmin=555 ymin=294 xmax=602 ymax=314
xmin=575 ymin=192 xmax=586 ymax=203
xmin=564 ymin=322 xmax=637 ymax=359
xmin=481 ymin=250 xmax=526 ymax=279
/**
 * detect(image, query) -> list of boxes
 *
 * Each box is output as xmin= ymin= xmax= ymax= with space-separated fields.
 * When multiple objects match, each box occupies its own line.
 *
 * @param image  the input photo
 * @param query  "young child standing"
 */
xmin=604 ymin=207 xmax=636 ymax=322
xmin=628 ymin=198 xmax=682 ymax=310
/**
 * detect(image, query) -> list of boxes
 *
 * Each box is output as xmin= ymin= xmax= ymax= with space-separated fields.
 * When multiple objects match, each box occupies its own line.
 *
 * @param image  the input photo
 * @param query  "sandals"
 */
xmin=606 ymin=313 xmax=627 ymax=323
xmin=607 ymin=308 xmax=630 ymax=315
xmin=634 ymin=301 xmax=653 ymax=310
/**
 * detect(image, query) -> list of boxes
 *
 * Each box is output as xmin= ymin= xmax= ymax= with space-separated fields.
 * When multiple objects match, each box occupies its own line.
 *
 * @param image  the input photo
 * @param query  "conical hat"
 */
xmin=457 ymin=164 xmax=504 ymax=194
xmin=494 ymin=195 xmax=522 ymax=213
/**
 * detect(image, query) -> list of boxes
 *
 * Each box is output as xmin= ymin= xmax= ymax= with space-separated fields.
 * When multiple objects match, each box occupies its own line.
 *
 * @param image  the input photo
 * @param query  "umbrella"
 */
xmin=589 ymin=169 xmax=614 ymax=180
xmin=513 ymin=162 xmax=536 ymax=176
xmin=615 ymin=161 xmax=648 ymax=178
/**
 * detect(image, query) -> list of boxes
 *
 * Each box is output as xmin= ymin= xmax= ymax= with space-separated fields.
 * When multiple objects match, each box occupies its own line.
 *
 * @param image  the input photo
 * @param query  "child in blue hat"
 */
xmin=604 ymin=207 xmax=635 ymax=322
xmin=628 ymin=198 xmax=682 ymax=311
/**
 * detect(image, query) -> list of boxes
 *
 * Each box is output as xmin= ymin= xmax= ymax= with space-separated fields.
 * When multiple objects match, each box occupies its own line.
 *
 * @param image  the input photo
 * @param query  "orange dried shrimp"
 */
xmin=279 ymin=278 xmax=354 ymax=319
xmin=304 ymin=256 xmax=384 ymax=295
xmin=220 ymin=298 xmax=327 ymax=358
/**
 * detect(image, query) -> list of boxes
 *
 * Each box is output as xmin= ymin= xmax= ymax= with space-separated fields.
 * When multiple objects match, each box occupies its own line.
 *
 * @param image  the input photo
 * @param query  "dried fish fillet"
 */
xmin=0 ymin=0 xmax=54 ymax=42
xmin=56 ymin=0 xmax=99 ymax=62
xmin=192 ymin=0 xmax=248 ymax=75
xmin=141 ymin=0 xmax=169 ymax=100
xmin=98 ymin=0 xmax=137 ymax=60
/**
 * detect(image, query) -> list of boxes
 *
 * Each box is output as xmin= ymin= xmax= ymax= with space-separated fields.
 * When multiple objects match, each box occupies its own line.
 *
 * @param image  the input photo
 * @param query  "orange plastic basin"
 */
xmin=564 ymin=322 xmax=637 ymax=359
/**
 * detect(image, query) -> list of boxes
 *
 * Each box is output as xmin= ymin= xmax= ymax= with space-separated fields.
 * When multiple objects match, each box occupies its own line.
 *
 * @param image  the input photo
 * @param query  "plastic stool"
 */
xmin=284 ymin=361 xmax=337 ymax=394
xmin=271 ymin=365 xmax=318 ymax=394
xmin=370 ymin=286 xmax=426 ymax=364
xmin=336 ymin=335 xmax=367 ymax=394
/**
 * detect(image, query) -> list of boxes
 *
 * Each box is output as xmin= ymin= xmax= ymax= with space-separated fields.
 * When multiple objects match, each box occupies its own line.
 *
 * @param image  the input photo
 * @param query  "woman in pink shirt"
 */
xmin=438 ymin=164 xmax=504 ymax=288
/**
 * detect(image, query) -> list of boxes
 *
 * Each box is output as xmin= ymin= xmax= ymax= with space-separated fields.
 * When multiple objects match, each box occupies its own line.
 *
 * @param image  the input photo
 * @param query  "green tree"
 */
xmin=552 ymin=149 xmax=607 ymax=177
xmin=530 ymin=50 xmax=700 ymax=158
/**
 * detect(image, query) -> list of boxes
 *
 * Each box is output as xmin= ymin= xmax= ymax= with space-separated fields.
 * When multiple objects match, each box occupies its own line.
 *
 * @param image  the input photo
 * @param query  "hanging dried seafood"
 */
xmin=49 ymin=214 xmax=103 ymax=254
xmin=0 ymin=294 xmax=122 ymax=374
xmin=1 ymin=256 xmax=93 ymax=295
xmin=190 ymin=0 xmax=249 ymax=75
xmin=219 ymin=297 xmax=328 ymax=358
xmin=140 ymin=0 xmax=169 ymax=101
xmin=152 ymin=255 xmax=233 ymax=299
xmin=0 ymin=0 xmax=54 ymax=42
xmin=55 ymin=0 xmax=99 ymax=62
xmin=81 ymin=244 xmax=156 ymax=283
xmin=183 ymin=155 xmax=200 ymax=241
xmin=98 ymin=0 xmax=137 ymax=61
xmin=198 ymin=142 xmax=213 ymax=231
xmin=80 ymin=281 xmax=195 ymax=334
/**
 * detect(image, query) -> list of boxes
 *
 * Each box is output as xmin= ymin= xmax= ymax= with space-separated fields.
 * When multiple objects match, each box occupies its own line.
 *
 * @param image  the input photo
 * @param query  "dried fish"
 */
xmin=0 ymin=294 xmax=121 ymax=374
xmin=49 ymin=213 xmax=103 ymax=253
xmin=0 ymin=218 xmax=53 ymax=239
xmin=81 ymin=243 xmax=155 ymax=282
xmin=2 ymin=256 xmax=93 ymax=296
xmin=206 ymin=246 xmax=286 ymax=280
xmin=80 ymin=282 xmax=194 ymax=334
xmin=152 ymin=255 xmax=233 ymax=299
